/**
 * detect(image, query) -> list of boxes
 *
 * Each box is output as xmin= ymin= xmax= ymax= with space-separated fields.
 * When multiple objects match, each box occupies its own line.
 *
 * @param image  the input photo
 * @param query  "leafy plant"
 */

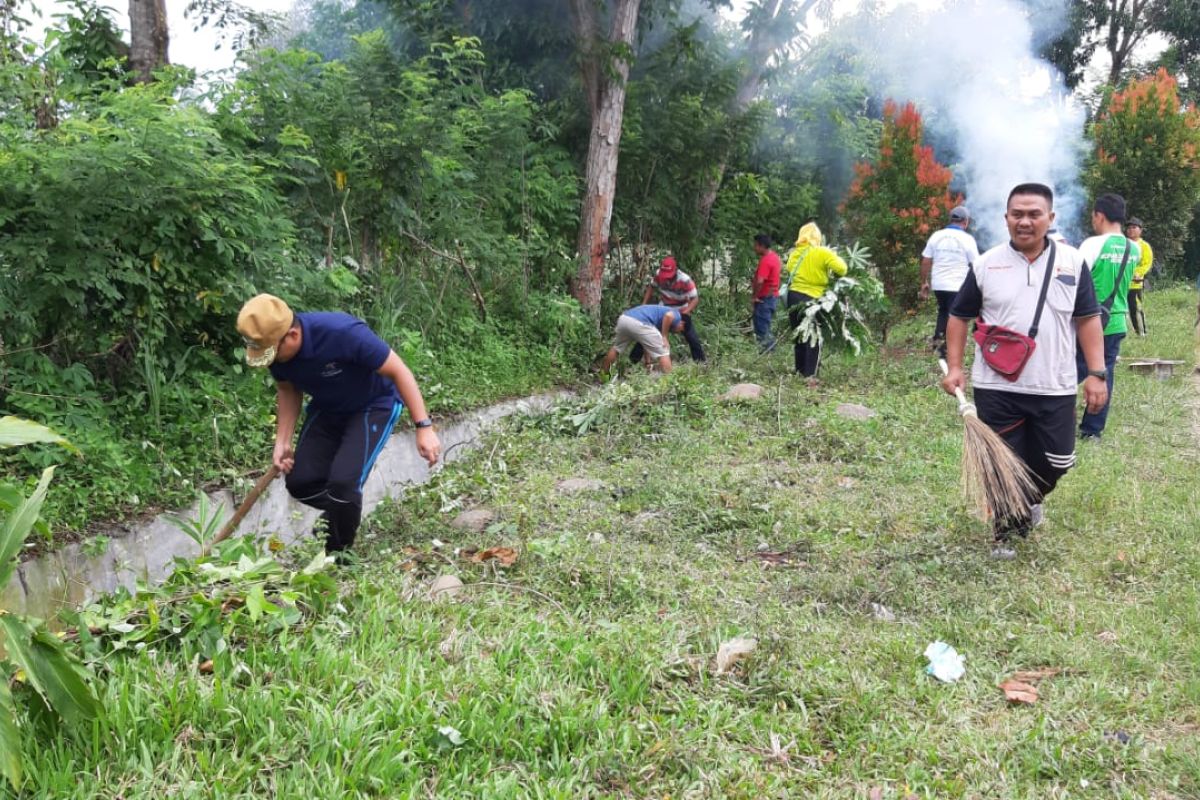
xmin=70 ymin=542 xmax=338 ymax=675
xmin=165 ymin=490 xmax=227 ymax=548
xmin=791 ymin=243 xmax=888 ymax=355
xmin=0 ymin=417 xmax=99 ymax=792
xmin=1087 ymin=68 xmax=1200 ymax=275
xmin=841 ymin=101 xmax=961 ymax=308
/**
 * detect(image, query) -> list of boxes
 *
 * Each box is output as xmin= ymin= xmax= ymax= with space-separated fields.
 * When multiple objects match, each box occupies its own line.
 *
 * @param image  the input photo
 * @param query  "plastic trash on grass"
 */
xmin=924 ymin=641 xmax=965 ymax=682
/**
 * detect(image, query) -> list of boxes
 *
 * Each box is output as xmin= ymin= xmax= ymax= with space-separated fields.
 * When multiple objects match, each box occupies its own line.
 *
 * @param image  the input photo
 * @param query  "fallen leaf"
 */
xmin=174 ymin=725 xmax=197 ymax=746
xmin=1011 ymin=667 xmax=1063 ymax=683
xmin=435 ymin=725 xmax=465 ymax=746
xmin=870 ymin=602 xmax=896 ymax=623
xmin=765 ymin=732 xmax=794 ymax=764
xmin=198 ymin=659 xmax=214 ymax=674
xmin=716 ymin=636 xmax=757 ymax=674
xmin=999 ymin=679 xmax=1038 ymax=704
xmin=868 ymin=789 xmax=884 ymax=800
xmin=470 ymin=546 xmax=518 ymax=566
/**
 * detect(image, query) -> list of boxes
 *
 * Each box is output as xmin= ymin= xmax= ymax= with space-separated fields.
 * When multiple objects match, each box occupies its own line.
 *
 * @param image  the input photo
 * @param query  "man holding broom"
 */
xmin=236 ymin=294 xmax=442 ymax=559
xmin=942 ymin=183 xmax=1109 ymax=559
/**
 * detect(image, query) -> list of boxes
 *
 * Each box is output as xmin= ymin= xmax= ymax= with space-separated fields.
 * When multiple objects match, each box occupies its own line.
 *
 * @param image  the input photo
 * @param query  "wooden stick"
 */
xmin=201 ymin=466 xmax=280 ymax=556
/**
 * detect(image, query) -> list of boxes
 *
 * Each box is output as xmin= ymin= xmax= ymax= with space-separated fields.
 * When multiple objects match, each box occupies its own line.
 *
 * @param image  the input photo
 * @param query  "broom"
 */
xmin=938 ymin=359 xmax=1038 ymax=524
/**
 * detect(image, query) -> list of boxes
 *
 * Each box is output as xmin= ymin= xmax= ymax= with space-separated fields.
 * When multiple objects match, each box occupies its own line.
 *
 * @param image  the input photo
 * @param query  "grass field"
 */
xmin=11 ymin=287 xmax=1200 ymax=799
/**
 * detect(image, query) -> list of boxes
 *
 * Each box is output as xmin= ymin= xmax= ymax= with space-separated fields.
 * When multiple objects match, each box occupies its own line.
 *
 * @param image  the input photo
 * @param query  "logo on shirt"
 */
xmin=320 ymin=361 xmax=343 ymax=378
xmin=1055 ymin=259 xmax=1077 ymax=285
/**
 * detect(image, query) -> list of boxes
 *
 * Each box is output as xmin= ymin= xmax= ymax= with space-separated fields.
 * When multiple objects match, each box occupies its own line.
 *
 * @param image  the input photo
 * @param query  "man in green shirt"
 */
xmin=1076 ymin=193 xmax=1139 ymax=440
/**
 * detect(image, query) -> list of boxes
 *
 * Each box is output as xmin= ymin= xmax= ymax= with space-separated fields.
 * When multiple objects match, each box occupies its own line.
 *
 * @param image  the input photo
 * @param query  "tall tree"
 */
xmin=569 ymin=0 xmax=643 ymax=315
xmin=1101 ymin=0 xmax=1154 ymax=86
xmin=128 ymin=0 xmax=168 ymax=82
xmin=694 ymin=0 xmax=814 ymax=230
xmin=1026 ymin=0 xmax=1200 ymax=89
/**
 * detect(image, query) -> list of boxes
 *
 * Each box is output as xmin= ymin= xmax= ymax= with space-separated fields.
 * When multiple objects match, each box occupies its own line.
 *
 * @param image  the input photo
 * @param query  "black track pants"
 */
xmin=933 ymin=290 xmax=957 ymax=345
xmin=285 ymin=402 xmax=402 ymax=552
xmin=787 ymin=291 xmax=821 ymax=377
xmin=972 ymin=389 xmax=1076 ymax=530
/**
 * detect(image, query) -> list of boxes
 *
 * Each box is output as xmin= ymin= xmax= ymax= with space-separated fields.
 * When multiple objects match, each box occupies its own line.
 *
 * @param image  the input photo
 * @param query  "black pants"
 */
xmin=786 ymin=291 xmax=820 ymax=377
xmin=630 ymin=311 xmax=706 ymax=363
xmin=285 ymin=402 xmax=402 ymax=552
xmin=973 ymin=389 xmax=1076 ymax=534
xmin=933 ymin=290 xmax=957 ymax=345
xmin=1127 ymin=288 xmax=1145 ymax=335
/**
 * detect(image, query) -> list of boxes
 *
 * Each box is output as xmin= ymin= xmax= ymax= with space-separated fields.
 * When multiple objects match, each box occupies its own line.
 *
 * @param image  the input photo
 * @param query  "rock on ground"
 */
xmin=836 ymin=402 xmax=877 ymax=420
xmin=429 ymin=574 xmax=463 ymax=601
xmin=720 ymin=383 xmax=764 ymax=402
xmin=556 ymin=478 xmax=607 ymax=495
xmin=450 ymin=508 xmax=496 ymax=533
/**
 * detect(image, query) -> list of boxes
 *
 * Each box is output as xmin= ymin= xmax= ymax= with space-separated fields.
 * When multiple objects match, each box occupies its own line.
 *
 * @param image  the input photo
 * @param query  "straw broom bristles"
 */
xmin=939 ymin=361 xmax=1039 ymax=524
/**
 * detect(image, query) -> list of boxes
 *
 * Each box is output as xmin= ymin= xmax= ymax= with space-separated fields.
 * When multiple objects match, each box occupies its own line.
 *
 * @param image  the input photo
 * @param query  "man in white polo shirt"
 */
xmin=920 ymin=205 xmax=980 ymax=355
xmin=942 ymin=183 xmax=1109 ymax=559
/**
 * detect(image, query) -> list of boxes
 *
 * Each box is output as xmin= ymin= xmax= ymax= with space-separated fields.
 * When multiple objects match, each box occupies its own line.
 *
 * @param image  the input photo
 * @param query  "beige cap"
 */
xmin=236 ymin=294 xmax=293 ymax=367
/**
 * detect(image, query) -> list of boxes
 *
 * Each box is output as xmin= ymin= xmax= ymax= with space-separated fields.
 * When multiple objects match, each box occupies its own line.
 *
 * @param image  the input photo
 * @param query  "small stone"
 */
xmin=429 ymin=574 xmax=464 ymax=601
xmin=556 ymin=478 xmax=606 ymax=495
xmin=719 ymin=383 xmax=764 ymax=402
xmin=835 ymin=403 xmax=877 ymax=420
xmin=450 ymin=509 xmax=496 ymax=533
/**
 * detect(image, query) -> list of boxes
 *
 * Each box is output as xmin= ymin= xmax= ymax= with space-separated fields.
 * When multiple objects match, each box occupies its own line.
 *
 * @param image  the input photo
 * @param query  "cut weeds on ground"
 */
xmin=6 ymin=288 xmax=1200 ymax=798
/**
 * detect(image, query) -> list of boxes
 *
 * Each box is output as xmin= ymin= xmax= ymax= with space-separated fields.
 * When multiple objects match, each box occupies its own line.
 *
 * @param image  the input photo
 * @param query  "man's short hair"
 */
xmin=754 ymin=233 xmax=772 ymax=248
xmin=1007 ymin=183 xmax=1054 ymax=208
xmin=1093 ymin=193 xmax=1127 ymax=224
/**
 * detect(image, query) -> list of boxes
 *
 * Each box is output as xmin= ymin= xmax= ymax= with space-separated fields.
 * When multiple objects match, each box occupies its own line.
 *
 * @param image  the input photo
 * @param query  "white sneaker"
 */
xmin=991 ymin=543 xmax=1017 ymax=560
xmin=1030 ymin=504 xmax=1044 ymax=529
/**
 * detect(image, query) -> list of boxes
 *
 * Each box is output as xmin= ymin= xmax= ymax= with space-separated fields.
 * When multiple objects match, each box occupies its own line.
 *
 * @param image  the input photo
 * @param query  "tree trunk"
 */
xmin=129 ymin=0 xmax=169 ymax=83
xmin=569 ymin=0 xmax=642 ymax=316
xmin=1105 ymin=0 xmax=1149 ymax=87
xmin=695 ymin=0 xmax=815 ymax=231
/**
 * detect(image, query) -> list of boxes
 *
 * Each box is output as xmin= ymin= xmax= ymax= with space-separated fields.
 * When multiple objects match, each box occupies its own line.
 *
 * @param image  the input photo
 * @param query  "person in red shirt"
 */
xmin=752 ymin=233 xmax=781 ymax=350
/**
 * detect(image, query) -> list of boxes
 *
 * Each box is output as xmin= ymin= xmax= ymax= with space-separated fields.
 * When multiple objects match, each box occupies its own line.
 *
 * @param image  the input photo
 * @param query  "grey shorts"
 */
xmin=613 ymin=315 xmax=669 ymax=360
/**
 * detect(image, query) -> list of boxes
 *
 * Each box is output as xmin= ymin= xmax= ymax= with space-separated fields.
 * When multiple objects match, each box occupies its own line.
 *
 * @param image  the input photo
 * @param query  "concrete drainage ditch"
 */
xmin=1 ymin=391 xmax=568 ymax=625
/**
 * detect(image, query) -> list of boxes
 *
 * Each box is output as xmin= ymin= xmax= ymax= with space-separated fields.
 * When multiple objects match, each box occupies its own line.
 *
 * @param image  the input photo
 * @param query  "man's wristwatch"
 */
xmin=1087 ymin=369 xmax=1107 ymax=380
xmin=414 ymin=417 xmax=434 ymax=429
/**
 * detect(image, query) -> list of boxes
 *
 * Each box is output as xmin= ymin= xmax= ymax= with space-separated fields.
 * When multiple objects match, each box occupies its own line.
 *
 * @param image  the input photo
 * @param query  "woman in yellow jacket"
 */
xmin=783 ymin=222 xmax=848 ymax=378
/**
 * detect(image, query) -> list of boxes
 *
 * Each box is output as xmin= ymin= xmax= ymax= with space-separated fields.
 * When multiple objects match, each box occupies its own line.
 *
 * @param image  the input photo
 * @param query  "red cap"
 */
xmin=656 ymin=256 xmax=677 ymax=280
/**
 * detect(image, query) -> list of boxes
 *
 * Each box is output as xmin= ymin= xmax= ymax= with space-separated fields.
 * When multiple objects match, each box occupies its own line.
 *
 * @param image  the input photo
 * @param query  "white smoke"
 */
xmin=832 ymin=0 xmax=1087 ymax=247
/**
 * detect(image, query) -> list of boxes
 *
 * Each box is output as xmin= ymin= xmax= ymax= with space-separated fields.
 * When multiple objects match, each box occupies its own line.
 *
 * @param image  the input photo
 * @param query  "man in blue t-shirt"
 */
xmin=236 ymin=294 xmax=441 ymax=555
xmin=598 ymin=304 xmax=685 ymax=375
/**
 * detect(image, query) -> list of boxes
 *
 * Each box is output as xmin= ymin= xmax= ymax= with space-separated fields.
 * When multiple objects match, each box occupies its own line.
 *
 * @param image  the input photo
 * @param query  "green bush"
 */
xmin=1087 ymin=69 xmax=1200 ymax=276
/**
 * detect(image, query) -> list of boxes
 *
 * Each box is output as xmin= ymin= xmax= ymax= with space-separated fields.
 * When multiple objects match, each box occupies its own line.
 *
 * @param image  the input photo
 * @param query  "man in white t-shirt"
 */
xmin=920 ymin=205 xmax=980 ymax=355
xmin=943 ymin=183 xmax=1108 ymax=559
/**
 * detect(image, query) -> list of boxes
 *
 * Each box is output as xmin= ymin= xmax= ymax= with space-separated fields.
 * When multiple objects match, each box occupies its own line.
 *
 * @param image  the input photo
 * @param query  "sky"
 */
xmin=29 ymin=0 xmax=1164 ymax=85
xmin=30 ymin=0 xmax=294 ymax=75
xmin=28 ymin=0 xmax=944 ymax=75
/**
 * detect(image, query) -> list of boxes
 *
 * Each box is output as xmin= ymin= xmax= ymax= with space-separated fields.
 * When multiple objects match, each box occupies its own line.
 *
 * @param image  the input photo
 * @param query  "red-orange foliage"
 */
xmin=843 ymin=101 xmax=960 ymax=306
